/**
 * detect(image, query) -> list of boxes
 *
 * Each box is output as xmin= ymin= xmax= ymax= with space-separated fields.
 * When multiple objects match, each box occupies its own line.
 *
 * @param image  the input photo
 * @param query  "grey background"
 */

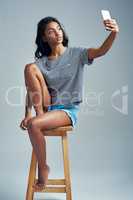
xmin=0 ymin=0 xmax=132 ymax=199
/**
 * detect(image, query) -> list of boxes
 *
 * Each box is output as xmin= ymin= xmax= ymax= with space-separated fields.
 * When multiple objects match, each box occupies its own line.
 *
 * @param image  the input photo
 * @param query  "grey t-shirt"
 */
xmin=34 ymin=46 xmax=94 ymax=106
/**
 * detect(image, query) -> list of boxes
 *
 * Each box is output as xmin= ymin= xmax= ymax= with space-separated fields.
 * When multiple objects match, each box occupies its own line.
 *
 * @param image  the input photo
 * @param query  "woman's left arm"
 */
xmin=88 ymin=19 xmax=119 ymax=59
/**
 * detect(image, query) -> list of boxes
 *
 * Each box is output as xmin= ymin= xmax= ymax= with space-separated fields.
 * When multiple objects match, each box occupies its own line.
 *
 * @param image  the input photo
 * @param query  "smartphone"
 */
xmin=101 ymin=10 xmax=112 ymax=20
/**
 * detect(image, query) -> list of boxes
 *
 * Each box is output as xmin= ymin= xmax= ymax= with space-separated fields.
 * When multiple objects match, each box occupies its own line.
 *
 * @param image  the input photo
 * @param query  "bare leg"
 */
xmin=24 ymin=63 xmax=51 ymax=115
xmin=24 ymin=63 xmax=51 ymax=189
xmin=28 ymin=124 xmax=50 ymax=189
xmin=27 ymin=110 xmax=72 ymax=189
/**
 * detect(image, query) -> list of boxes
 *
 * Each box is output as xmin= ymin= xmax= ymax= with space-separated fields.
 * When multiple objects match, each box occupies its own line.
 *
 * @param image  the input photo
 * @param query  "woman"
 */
xmin=20 ymin=16 xmax=119 ymax=189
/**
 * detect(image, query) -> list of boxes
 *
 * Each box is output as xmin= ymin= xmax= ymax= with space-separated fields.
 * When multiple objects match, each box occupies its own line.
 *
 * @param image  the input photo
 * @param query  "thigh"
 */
xmin=34 ymin=64 xmax=48 ymax=87
xmin=34 ymin=63 xmax=51 ymax=106
xmin=29 ymin=110 xmax=72 ymax=131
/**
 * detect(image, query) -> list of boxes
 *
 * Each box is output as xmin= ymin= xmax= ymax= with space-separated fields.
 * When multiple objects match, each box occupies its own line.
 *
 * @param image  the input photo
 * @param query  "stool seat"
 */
xmin=26 ymin=125 xmax=74 ymax=200
xmin=43 ymin=125 xmax=73 ymax=136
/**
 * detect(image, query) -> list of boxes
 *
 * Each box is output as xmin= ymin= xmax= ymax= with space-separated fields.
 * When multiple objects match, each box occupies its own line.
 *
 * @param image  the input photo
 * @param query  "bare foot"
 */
xmin=33 ymin=164 xmax=50 ymax=190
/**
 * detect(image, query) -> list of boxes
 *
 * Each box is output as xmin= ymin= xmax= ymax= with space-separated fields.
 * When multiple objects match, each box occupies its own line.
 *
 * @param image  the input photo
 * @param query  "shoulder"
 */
xmin=24 ymin=58 xmax=45 ymax=73
xmin=24 ymin=63 xmax=37 ymax=72
xmin=68 ymin=46 xmax=88 ymax=55
xmin=32 ymin=56 xmax=47 ymax=69
xmin=34 ymin=56 xmax=46 ymax=64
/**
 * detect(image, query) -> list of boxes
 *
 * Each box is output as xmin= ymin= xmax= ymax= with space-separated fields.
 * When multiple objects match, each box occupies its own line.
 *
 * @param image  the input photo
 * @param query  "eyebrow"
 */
xmin=47 ymin=25 xmax=60 ymax=31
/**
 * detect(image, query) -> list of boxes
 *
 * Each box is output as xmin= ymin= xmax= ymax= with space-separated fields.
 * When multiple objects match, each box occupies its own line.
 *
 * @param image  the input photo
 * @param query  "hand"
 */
xmin=103 ymin=19 xmax=119 ymax=33
xmin=20 ymin=115 xmax=32 ymax=131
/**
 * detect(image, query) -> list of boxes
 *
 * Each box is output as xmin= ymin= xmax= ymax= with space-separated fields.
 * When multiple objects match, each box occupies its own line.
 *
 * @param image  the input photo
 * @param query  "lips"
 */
xmin=57 ymin=37 xmax=62 ymax=40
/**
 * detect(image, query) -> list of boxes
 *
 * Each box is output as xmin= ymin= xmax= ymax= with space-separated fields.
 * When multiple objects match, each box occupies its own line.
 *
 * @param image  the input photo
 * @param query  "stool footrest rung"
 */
xmin=35 ymin=178 xmax=65 ymax=185
xmin=34 ymin=186 xmax=66 ymax=193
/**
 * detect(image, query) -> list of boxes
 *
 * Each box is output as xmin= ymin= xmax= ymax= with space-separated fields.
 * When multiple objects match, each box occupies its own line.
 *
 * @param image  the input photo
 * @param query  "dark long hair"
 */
xmin=35 ymin=16 xmax=69 ymax=59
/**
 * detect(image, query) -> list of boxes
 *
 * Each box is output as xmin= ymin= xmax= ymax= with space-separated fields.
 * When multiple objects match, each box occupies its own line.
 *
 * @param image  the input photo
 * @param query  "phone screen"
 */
xmin=101 ymin=10 xmax=111 ymax=20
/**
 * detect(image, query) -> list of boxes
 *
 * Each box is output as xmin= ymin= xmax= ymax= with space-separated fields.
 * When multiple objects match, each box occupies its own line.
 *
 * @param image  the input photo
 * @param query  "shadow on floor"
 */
xmin=35 ymin=197 xmax=63 ymax=200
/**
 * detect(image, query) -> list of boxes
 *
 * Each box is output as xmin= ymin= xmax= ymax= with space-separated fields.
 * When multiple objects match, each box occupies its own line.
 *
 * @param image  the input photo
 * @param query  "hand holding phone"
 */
xmin=101 ymin=10 xmax=119 ymax=33
xmin=101 ymin=10 xmax=113 ymax=31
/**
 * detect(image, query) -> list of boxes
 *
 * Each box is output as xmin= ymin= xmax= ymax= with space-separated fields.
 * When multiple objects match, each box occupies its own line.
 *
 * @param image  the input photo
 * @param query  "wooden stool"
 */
xmin=26 ymin=125 xmax=73 ymax=200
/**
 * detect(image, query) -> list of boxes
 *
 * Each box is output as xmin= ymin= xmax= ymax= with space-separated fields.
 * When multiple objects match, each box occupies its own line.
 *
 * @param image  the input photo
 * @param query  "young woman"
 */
xmin=20 ymin=16 xmax=119 ymax=189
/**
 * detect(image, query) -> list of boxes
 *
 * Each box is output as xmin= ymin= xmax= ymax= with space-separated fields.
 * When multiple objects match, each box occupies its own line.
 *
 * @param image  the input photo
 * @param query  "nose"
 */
xmin=55 ymin=29 xmax=60 ymax=37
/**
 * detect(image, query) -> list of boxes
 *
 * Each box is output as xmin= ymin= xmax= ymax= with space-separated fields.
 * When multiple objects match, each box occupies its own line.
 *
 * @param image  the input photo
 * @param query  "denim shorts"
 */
xmin=47 ymin=104 xmax=80 ymax=128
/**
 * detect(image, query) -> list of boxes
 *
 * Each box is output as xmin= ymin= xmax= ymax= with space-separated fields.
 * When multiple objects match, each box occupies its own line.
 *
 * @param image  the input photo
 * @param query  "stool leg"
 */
xmin=62 ymin=134 xmax=72 ymax=200
xmin=26 ymin=149 xmax=37 ymax=200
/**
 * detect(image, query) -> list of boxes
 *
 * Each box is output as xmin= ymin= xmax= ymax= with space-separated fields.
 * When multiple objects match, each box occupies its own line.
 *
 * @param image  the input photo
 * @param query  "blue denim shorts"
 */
xmin=47 ymin=104 xmax=80 ymax=128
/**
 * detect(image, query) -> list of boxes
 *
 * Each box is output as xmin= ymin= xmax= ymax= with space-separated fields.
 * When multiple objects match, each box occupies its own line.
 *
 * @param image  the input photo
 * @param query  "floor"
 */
xmin=0 ymin=169 xmax=133 ymax=200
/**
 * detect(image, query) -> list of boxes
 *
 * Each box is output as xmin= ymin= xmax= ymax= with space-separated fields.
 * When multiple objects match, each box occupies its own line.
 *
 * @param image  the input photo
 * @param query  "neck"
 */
xmin=49 ymin=44 xmax=66 ymax=58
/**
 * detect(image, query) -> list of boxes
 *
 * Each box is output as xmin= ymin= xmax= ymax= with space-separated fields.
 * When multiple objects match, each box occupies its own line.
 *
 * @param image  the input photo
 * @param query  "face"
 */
xmin=43 ymin=21 xmax=63 ymax=46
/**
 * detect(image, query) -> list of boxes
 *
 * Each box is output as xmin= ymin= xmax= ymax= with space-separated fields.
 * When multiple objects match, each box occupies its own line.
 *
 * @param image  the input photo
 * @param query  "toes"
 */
xmin=33 ymin=182 xmax=46 ymax=190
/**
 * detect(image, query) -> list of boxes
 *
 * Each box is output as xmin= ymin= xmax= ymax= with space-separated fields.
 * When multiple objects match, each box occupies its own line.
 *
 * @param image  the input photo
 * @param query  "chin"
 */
xmin=56 ymin=41 xmax=63 ymax=45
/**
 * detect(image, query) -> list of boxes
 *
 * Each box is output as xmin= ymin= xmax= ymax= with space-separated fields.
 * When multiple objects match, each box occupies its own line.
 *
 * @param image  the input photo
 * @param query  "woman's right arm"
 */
xmin=25 ymin=91 xmax=32 ymax=117
xmin=20 ymin=91 xmax=32 ymax=130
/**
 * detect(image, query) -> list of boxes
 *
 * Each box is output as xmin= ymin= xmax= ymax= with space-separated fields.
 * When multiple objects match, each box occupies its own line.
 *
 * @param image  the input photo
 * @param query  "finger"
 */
xmin=106 ymin=27 xmax=117 ymax=32
xmin=20 ymin=121 xmax=24 ymax=128
xmin=20 ymin=123 xmax=27 ymax=130
xmin=104 ymin=19 xmax=111 ymax=23
xmin=104 ymin=19 xmax=117 ymax=25
xmin=105 ymin=24 xmax=116 ymax=29
xmin=106 ymin=22 xmax=116 ymax=26
xmin=104 ymin=21 xmax=116 ymax=26
xmin=20 ymin=125 xmax=27 ymax=130
xmin=107 ymin=24 xmax=118 ymax=31
xmin=20 ymin=123 xmax=24 ymax=130
xmin=112 ymin=19 xmax=118 ymax=27
xmin=20 ymin=125 xmax=25 ymax=130
xmin=105 ymin=27 xmax=112 ymax=31
xmin=112 ymin=18 xmax=116 ymax=23
xmin=22 ymin=124 xmax=28 ymax=130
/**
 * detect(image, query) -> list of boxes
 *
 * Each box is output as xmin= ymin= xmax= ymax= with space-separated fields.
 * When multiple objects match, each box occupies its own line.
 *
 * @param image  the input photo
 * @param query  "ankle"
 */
xmin=39 ymin=164 xmax=49 ymax=170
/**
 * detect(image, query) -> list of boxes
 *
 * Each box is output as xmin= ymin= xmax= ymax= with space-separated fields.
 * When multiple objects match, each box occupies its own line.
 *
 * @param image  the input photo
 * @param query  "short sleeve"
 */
xmin=79 ymin=47 xmax=94 ymax=66
xmin=34 ymin=58 xmax=42 ymax=69
xmin=34 ymin=57 xmax=44 ymax=73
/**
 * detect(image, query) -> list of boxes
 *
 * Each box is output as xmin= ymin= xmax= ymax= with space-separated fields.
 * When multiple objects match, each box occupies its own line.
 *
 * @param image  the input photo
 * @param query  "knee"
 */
xmin=27 ymin=117 xmax=39 ymax=133
xmin=24 ymin=63 xmax=36 ymax=78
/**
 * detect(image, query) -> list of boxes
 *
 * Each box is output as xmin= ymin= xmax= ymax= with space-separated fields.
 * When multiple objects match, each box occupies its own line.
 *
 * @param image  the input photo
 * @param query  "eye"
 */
xmin=48 ymin=30 xmax=54 ymax=34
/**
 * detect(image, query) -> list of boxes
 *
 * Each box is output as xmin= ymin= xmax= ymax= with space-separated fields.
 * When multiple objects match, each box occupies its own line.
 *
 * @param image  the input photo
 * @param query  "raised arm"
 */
xmin=88 ymin=19 xmax=119 ymax=59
